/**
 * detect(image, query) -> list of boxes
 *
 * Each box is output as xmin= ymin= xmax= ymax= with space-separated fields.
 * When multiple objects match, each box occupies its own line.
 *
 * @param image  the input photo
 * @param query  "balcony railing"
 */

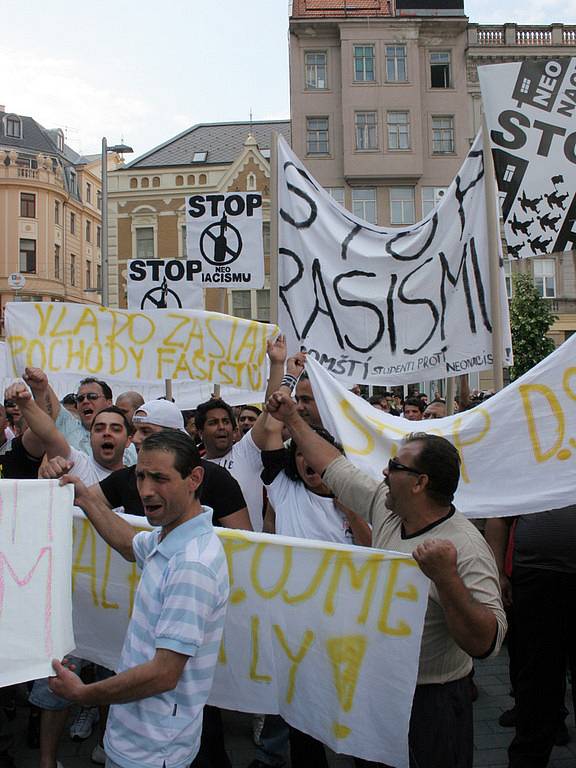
xmin=469 ymin=24 xmax=576 ymax=48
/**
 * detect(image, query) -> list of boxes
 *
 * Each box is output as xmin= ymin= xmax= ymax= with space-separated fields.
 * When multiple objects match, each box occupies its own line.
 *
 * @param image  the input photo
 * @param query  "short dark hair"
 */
xmin=239 ymin=405 xmax=262 ymax=418
xmin=89 ymin=405 xmax=132 ymax=435
xmin=285 ymin=426 xmax=344 ymax=483
xmin=79 ymin=377 xmax=113 ymax=401
xmin=139 ymin=430 xmax=202 ymax=479
xmin=404 ymin=432 xmax=460 ymax=506
xmin=403 ymin=397 xmax=424 ymax=413
xmin=194 ymin=398 xmax=237 ymax=431
xmin=61 ymin=393 xmax=77 ymax=406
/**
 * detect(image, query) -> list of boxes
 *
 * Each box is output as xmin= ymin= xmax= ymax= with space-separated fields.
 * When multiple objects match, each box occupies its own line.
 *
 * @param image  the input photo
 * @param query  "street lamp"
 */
xmin=101 ymin=137 xmax=133 ymax=307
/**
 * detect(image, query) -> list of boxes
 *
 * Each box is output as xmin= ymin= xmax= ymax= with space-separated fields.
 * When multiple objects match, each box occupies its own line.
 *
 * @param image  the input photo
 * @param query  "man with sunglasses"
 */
xmin=266 ymin=389 xmax=506 ymax=768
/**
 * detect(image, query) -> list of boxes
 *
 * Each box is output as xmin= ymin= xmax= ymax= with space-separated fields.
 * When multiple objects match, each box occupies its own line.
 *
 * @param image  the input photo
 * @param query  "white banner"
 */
xmin=127 ymin=259 xmax=203 ymax=310
xmin=186 ymin=192 xmax=265 ymax=288
xmin=72 ymin=515 xmax=429 ymax=767
xmin=305 ymin=333 xmax=576 ymax=519
xmin=277 ymin=134 xmax=512 ymax=385
xmin=0 ymin=480 xmax=74 ymax=687
xmin=479 ymin=58 xmax=576 ymax=259
xmin=4 ymin=303 xmax=278 ymax=393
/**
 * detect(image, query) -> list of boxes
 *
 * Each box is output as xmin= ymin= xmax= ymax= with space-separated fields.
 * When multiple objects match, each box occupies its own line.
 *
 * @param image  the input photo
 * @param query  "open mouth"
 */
xmin=144 ymin=503 xmax=162 ymax=515
xmin=304 ymin=465 xmax=316 ymax=477
xmin=101 ymin=442 xmax=115 ymax=451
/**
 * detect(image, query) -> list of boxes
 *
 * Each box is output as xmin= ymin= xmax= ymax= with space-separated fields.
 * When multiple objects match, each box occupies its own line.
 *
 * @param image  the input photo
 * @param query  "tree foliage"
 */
xmin=509 ymin=272 xmax=556 ymax=381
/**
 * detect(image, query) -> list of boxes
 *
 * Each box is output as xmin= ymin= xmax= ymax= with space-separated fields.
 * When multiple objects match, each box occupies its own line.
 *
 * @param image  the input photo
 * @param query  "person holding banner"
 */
xmin=266 ymin=390 xmax=506 ymax=768
xmin=48 ymin=430 xmax=230 ymax=768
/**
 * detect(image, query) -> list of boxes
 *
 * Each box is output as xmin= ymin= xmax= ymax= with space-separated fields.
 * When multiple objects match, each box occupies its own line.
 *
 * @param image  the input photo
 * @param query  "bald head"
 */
xmin=115 ymin=391 xmax=145 ymax=425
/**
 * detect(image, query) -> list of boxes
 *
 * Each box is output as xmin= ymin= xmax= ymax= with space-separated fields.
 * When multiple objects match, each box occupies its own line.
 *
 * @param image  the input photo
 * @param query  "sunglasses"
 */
xmin=388 ymin=457 xmax=424 ymax=476
xmin=76 ymin=392 xmax=103 ymax=403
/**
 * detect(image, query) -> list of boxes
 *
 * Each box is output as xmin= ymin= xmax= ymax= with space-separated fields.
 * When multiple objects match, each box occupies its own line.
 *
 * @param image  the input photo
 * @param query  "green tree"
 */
xmin=509 ymin=272 xmax=556 ymax=380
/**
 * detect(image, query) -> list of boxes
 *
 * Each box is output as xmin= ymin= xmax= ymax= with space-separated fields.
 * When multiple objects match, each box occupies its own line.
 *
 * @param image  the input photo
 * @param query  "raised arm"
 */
xmin=23 ymin=367 xmax=61 ymax=420
xmin=250 ymin=335 xmax=288 ymax=451
xmin=5 ymin=382 xmax=69 ymax=459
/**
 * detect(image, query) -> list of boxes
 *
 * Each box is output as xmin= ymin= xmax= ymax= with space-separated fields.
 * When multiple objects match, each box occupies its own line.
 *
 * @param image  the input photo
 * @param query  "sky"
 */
xmin=3 ymin=0 xmax=576 ymax=160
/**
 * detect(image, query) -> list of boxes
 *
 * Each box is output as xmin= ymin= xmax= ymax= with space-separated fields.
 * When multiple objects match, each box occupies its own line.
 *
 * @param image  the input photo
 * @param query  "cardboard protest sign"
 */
xmin=305 ymin=333 xmax=576 ymax=519
xmin=72 ymin=516 xmax=429 ymax=767
xmin=0 ymin=480 xmax=74 ymax=686
xmin=4 ymin=303 xmax=278 ymax=393
xmin=277 ymin=135 xmax=512 ymax=385
xmin=186 ymin=192 xmax=265 ymax=288
xmin=479 ymin=58 xmax=576 ymax=258
xmin=127 ymin=259 xmax=203 ymax=310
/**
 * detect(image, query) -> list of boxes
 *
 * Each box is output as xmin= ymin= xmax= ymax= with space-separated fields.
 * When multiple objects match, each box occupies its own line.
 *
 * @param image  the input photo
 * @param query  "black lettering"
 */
xmin=301 ymin=259 xmax=344 ymax=348
xmin=246 ymin=194 xmax=262 ymax=216
xmin=147 ymin=260 xmax=162 ymax=281
xmin=186 ymin=260 xmax=202 ymax=276
xmin=387 ymin=273 xmax=398 ymax=354
xmin=532 ymin=120 xmax=566 ymax=157
xmin=187 ymin=195 xmax=205 ymax=218
xmin=129 ymin=260 xmax=146 ymax=281
xmin=491 ymin=110 xmax=530 ymax=150
xmin=564 ymin=132 xmax=576 ymax=164
xmin=207 ymin=194 xmax=225 ymax=217
xmin=557 ymin=97 xmax=576 ymax=118
xmin=279 ymin=162 xmax=318 ymax=229
xmin=332 ymin=271 xmax=385 ymax=353
xmin=385 ymin=216 xmax=439 ymax=261
xmin=278 ymin=247 xmax=305 ymax=339
xmin=397 ymin=259 xmax=439 ymax=355
xmin=224 ymin=195 xmax=244 ymax=216
xmin=165 ymin=261 xmax=184 ymax=281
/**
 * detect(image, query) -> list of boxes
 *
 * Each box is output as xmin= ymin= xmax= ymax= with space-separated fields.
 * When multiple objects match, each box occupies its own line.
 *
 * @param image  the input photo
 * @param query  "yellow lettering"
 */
xmin=234 ymin=323 xmax=259 ymax=362
xmin=100 ymin=545 xmax=119 ymax=610
xmin=205 ymin=317 xmax=227 ymax=359
xmin=272 ymin=625 xmax=315 ymax=703
xmin=72 ymin=308 xmax=99 ymax=341
xmin=6 ymin=336 xmax=26 ymax=374
xmin=156 ymin=348 xmax=175 ymax=379
xmin=48 ymin=306 xmax=71 ymax=338
xmin=219 ymin=534 xmax=253 ymax=604
xmin=65 ymin=339 xmax=85 ymax=370
xmin=128 ymin=347 xmax=144 ymax=378
xmin=250 ymin=543 xmax=292 ymax=599
xmin=377 ymin=559 xmax=417 ymax=636
xmin=34 ymin=303 xmax=55 ymax=336
xmin=48 ymin=340 xmax=63 ymax=372
xmin=162 ymin=315 xmax=191 ymax=349
xmin=563 ymin=367 xmax=576 ymax=402
xmin=250 ymin=615 xmax=272 ymax=683
xmin=282 ymin=551 xmax=333 ymax=604
xmin=72 ymin=520 xmax=98 ymax=606
xmin=451 ymin=408 xmax=491 ymax=483
xmin=324 ymin=552 xmax=381 ymax=625
xmin=519 ymin=384 xmax=565 ymax=463
xmin=326 ymin=634 xmax=367 ymax=713
xmin=26 ymin=340 xmax=47 ymax=369
xmin=85 ymin=342 xmax=103 ymax=374
xmin=339 ymin=400 xmax=375 ymax=456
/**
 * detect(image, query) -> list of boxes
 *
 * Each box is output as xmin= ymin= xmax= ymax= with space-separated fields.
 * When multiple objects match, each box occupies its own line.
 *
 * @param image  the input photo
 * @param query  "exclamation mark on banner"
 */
xmin=326 ymin=635 xmax=367 ymax=739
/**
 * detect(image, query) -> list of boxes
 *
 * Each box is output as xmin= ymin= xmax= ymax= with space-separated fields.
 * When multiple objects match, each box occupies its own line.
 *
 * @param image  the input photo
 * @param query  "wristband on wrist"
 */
xmin=280 ymin=374 xmax=298 ymax=391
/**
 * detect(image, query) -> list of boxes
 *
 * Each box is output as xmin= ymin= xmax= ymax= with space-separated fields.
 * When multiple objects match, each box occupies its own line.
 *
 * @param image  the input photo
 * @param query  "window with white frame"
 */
xmin=230 ymin=289 xmax=271 ymax=322
xmin=390 ymin=187 xmax=415 ymax=225
xmin=385 ymin=45 xmax=407 ymax=82
xmin=325 ymin=187 xmax=345 ymax=206
xmin=86 ymin=183 xmax=92 ymax=204
xmin=262 ymin=222 xmax=270 ymax=255
xmin=306 ymin=117 xmax=329 ymax=154
xmin=256 ymin=289 xmax=270 ymax=322
xmin=387 ymin=111 xmax=410 ymax=150
xmin=5 ymin=115 xmax=22 ymax=138
xmin=533 ymin=259 xmax=556 ymax=298
xmin=355 ymin=111 xmax=378 ymax=150
xmin=432 ymin=116 xmax=455 ymax=154
xmin=503 ymin=258 xmax=513 ymax=299
xmin=430 ymin=51 xmax=451 ymax=88
xmin=19 ymin=239 xmax=36 ymax=273
xmin=231 ymin=290 xmax=252 ymax=319
xmin=305 ymin=51 xmax=327 ymax=89
xmin=422 ymin=186 xmax=448 ymax=216
xmin=86 ymin=260 xmax=92 ymax=290
xmin=136 ymin=227 xmax=154 ymax=259
xmin=54 ymin=245 xmax=61 ymax=279
xmin=352 ymin=188 xmax=377 ymax=224
xmin=353 ymin=45 xmax=375 ymax=82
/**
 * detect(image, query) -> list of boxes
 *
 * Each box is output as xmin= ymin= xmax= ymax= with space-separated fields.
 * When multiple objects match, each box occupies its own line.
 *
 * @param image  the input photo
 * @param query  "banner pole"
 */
xmin=482 ymin=118 xmax=505 ymax=392
xmin=269 ymin=131 xmax=279 ymax=326
xmin=446 ymin=377 xmax=455 ymax=415
xmin=164 ymin=378 xmax=173 ymax=401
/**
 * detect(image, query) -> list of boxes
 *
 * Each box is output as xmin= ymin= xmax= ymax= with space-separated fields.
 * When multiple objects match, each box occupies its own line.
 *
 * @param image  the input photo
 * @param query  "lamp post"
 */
xmin=101 ymin=137 xmax=133 ymax=307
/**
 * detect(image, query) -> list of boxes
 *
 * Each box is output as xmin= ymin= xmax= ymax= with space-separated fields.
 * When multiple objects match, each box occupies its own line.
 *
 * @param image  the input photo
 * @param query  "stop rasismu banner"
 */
xmin=479 ymin=58 xmax=576 ymax=259
xmin=277 ymin=135 xmax=512 ymax=386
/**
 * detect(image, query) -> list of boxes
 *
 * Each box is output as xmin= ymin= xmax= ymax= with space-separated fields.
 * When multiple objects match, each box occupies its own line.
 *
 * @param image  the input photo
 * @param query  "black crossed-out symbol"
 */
xmin=200 ymin=212 xmax=243 ymax=267
xmin=140 ymin=278 xmax=183 ymax=310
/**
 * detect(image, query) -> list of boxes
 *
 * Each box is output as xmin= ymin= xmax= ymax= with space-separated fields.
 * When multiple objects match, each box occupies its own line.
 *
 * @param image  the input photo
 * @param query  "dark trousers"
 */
xmin=189 ymin=705 xmax=231 ymax=768
xmin=508 ymin=566 xmax=576 ymax=768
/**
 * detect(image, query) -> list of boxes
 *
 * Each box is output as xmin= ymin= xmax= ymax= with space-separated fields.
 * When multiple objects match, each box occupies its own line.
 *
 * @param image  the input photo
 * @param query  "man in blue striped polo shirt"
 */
xmin=48 ymin=430 xmax=230 ymax=768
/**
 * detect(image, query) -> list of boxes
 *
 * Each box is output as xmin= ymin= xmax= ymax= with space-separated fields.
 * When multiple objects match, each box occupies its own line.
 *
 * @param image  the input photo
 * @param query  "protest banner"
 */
xmin=305 ymin=333 xmax=576 ymax=518
xmin=71 ymin=513 xmax=429 ymax=767
xmin=0 ymin=480 xmax=74 ymax=687
xmin=127 ymin=259 xmax=203 ymax=310
xmin=479 ymin=58 xmax=576 ymax=258
xmin=186 ymin=192 xmax=265 ymax=288
xmin=277 ymin=134 xmax=512 ymax=386
xmin=4 ymin=302 xmax=278 ymax=393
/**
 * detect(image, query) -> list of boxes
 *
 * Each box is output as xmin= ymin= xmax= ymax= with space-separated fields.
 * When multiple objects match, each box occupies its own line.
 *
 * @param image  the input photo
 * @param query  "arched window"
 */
xmin=152 ymin=176 xmax=160 ymax=187
xmin=175 ymin=175 xmax=184 ymax=186
xmin=199 ymin=173 xmax=207 ymax=185
xmin=141 ymin=177 xmax=149 ymax=188
xmin=187 ymin=174 xmax=196 ymax=185
xmin=130 ymin=178 xmax=138 ymax=189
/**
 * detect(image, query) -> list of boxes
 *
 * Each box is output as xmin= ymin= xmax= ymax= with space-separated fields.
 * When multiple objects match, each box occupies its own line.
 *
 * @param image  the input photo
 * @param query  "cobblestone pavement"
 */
xmin=9 ymin=648 xmax=576 ymax=767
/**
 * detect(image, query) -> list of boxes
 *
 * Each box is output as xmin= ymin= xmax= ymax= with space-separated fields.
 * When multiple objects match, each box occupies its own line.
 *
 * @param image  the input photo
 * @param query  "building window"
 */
xmin=503 ymin=258 xmax=513 ymax=299
xmin=130 ymin=178 xmax=138 ymax=189
xmin=422 ymin=186 xmax=447 ymax=216
xmin=306 ymin=117 xmax=329 ymax=154
xmin=199 ymin=173 xmax=207 ymax=185
xmin=256 ymin=289 xmax=270 ymax=322
xmin=86 ymin=183 xmax=92 ymax=203
xmin=432 ymin=116 xmax=455 ymax=154
xmin=97 ymin=190 xmax=102 ymax=210
xmin=305 ymin=51 xmax=327 ymax=89
xmin=387 ymin=111 xmax=410 ymax=150
xmin=152 ymin=176 xmax=160 ymax=187
xmin=390 ymin=187 xmax=415 ymax=225
xmin=187 ymin=174 xmax=195 ymax=185
xmin=136 ymin=227 xmax=154 ymax=259
xmin=96 ymin=264 xmax=102 ymax=291
xmin=70 ymin=212 xmax=76 ymax=235
xmin=86 ymin=260 xmax=92 ymax=290
xmin=352 ymin=188 xmax=377 ymax=224
xmin=5 ymin=115 xmax=22 ymax=138
xmin=232 ymin=290 xmax=252 ymax=319
xmin=85 ymin=220 xmax=91 ymax=242
xmin=70 ymin=255 xmax=76 ymax=286
xmin=141 ymin=177 xmax=149 ymax=188
xmin=97 ymin=225 xmax=101 ymax=248
xmin=54 ymin=245 xmax=61 ymax=279
xmin=355 ymin=111 xmax=378 ymax=151
xmin=20 ymin=192 xmax=36 ymax=218
xmin=247 ymin=172 xmax=257 ymax=191
xmin=386 ymin=45 xmax=407 ymax=82
xmin=19 ymin=239 xmax=36 ymax=273
xmin=55 ymin=200 xmax=60 ymax=224
xmin=325 ymin=187 xmax=345 ymax=206
xmin=353 ymin=45 xmax=375 ymax=82
xmin=262 ymin=222 xmax=270 ymax=254
xmin=430 ymin=51 xmax=451 ymax=88
xmin=175 ymin=175 xmax=184 ymax=186
xmin=69 ymin=170 xmax=77 ymax=195
xmin=534 ymin=259 xmax=556 ymax=298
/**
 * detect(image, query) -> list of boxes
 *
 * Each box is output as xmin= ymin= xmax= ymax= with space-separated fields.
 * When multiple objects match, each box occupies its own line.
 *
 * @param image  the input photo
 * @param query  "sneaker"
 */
xmin=91 ymin=743 xmax=106 ymax=764
xmin=498 ymin=706 xmax=517 ymax=728
xmin=69 ymin=706 xmax=99 ymax=741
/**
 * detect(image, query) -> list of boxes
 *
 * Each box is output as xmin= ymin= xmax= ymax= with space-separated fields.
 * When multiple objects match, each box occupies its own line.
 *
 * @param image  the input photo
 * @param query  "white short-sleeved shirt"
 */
xmin=56 ymin=407 xmax=137 ymax=466
xmin=104 ymin=509 xmax=229 ymax=768
xmin=67 ymin=447 xmax=124 ymax=514
xmin=205 ymin=429 xmax=264 ymax=531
